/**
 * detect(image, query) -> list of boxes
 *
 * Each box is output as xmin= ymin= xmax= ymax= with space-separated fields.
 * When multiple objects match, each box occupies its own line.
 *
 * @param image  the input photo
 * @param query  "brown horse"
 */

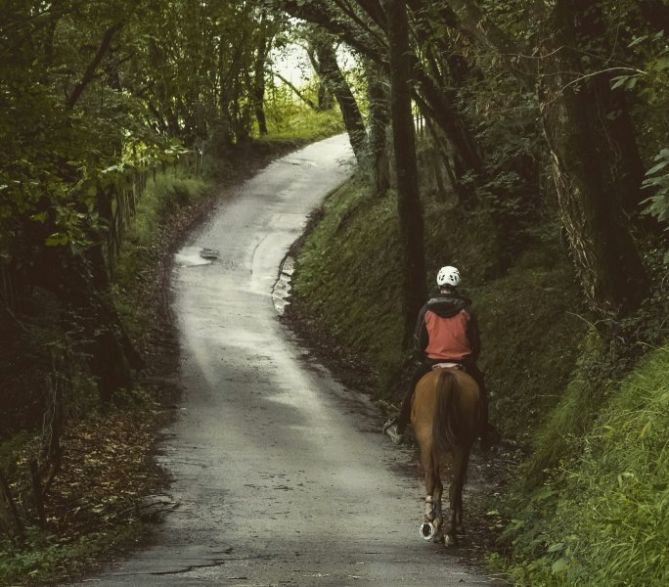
xmin=410 ymin=365 xmax=481 ymax=546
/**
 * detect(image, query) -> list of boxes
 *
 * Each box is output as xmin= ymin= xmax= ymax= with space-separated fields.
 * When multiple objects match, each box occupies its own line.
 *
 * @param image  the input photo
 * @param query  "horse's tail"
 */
xmin=433 ymin=369 xmax=460 ymax=453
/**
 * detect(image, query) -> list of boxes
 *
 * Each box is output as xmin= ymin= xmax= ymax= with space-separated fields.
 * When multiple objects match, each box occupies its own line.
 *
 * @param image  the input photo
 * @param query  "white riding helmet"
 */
xmin=436 ymin=265 xmax=461 ymax=288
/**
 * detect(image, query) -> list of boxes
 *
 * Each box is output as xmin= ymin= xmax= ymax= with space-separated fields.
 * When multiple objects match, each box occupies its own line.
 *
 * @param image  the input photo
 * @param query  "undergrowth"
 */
xmin=113 ymin=170 xmax=211 ymax=343
xmin=500 ymin=344 xmax=669 ymax=586
xmin=262 ymin=102 xmax=344 ymax=142
xmin=0 ymin=168 xmax=211 ymax=586
xmin=1 ymin=134 xmax=334 ymax=586
xmin=0 ymin=399 xmax=159 ymax=587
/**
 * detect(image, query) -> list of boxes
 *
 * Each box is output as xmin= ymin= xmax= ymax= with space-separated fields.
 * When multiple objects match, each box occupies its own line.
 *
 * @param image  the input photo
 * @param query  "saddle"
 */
xmin=431 ymin=362 xmax=463 ymax=370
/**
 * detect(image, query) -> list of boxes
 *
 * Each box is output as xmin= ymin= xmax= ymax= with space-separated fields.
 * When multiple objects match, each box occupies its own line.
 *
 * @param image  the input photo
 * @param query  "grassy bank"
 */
xmin=499 ymin=344 xmax=669 ymax=586
xmin=288 ymin=175 xmax=668 ymax=585
xmin=262 ymin=104 xmax=344 ymax=142
xmin=290 ymin=177 xmax=585 ymax=441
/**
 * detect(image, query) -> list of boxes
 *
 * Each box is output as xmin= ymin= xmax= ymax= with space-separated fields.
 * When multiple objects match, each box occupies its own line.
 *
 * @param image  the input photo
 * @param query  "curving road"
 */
xmin=72 ymin=135 xmax=500 ymax=586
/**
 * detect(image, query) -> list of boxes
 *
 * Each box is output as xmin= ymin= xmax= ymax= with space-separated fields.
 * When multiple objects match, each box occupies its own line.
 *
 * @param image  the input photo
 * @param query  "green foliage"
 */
xmin=610 ymin=31 xmax=669 ymax=107
xmin=262 ymin=98 xmax=344 ymax=142
xmin=642 ymin=148 xmax=669 ymax=246
xmin=0 ymin=0 xmax=268 ymax=262
xmin=501 ymin=345 xmax=669 ymax=587
xmin=0 ymin=523 xmax=144 ymax=587
xmin=0 ymin=433 xmax=31 ymax=476
xmin=117 ymin=170 xmax=208 ymax=254
xmin=522 ymin=327 xmax=609 ymax=485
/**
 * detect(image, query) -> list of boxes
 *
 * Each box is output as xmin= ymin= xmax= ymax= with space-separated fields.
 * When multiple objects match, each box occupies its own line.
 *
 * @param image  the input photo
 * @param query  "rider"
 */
xmin=384 ymin=265 xmax=497 ymax=449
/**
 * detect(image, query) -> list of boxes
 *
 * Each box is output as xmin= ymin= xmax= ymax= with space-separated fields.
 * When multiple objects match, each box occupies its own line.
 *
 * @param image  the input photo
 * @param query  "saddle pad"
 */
xmin=431 ymin=362 xmax=463 ymax=370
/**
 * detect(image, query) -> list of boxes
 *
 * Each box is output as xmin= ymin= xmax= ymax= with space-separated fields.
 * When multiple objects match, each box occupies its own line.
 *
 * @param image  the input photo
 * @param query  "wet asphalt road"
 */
xmin=71 ymin=135 xmax=499 ymax=586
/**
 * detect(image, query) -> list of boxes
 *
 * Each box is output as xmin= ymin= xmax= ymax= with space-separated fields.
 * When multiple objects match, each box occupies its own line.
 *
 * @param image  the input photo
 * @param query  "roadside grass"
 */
xmin=261 ymin=103 xmax=344 ymax=143
xmin=113 ymin=169 xmax=212 ymax=343
xmin=290 ymin=177 xmax=405 ymax=393
xmin=0 ymin=524 xmax=142 ymax=587
xmin=499 ymin=344 xmax=669 ymax=587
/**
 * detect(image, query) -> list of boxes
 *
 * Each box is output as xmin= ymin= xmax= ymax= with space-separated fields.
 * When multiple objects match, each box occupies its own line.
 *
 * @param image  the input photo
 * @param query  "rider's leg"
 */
xmin=396 ymin=361 xmax=433 ymax=434
xmin=461 ymin=360 xmax=497 ymax=448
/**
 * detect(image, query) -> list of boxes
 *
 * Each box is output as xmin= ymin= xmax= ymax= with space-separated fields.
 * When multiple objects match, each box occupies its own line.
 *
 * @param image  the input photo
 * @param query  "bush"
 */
xmin=501 ymin=345 xmax=669 ymax=587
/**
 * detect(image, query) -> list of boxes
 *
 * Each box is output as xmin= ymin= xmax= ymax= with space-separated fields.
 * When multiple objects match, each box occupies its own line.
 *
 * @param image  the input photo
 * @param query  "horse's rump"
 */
xmin=413 ymin=368 xmax=480 ymax=454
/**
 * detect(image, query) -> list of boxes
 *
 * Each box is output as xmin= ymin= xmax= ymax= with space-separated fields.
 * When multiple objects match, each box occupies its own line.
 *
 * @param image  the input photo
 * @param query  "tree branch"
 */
xmin=267 ymin=68 xmax=318 ymax=110
xmin=445 ymin=0 xmax=534 ymax=86
xmin=65 ymin=22 xmax=123 ymax=111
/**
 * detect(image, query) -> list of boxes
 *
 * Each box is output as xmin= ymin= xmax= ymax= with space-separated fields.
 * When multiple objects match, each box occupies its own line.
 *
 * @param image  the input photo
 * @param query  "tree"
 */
xmin=252 ymin=11 xmax=279 ymax=136
xmin=422 ymin=0 xmax=649 ymax=316
xmin=307 ymin=30 xmax=368 ymax=163
xmin=365 ymin=58 xmax=390 ymax=193
xmin=383 ymin=0 xmax=427 ymax=344
xmin=538 ymin=0 xmax=648 ymax=315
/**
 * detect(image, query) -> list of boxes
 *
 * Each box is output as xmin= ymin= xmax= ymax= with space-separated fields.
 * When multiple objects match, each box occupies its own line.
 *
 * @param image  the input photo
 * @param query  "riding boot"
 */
xmin=396 ymin=361 xmax=434 ymax=434
xmin=462 ymin=361 xmax=498 ymax=450
xmin=479 ymin=385 xmax=493 ymax=450
xmin=384 ymin=361 xmax=433 ymax=444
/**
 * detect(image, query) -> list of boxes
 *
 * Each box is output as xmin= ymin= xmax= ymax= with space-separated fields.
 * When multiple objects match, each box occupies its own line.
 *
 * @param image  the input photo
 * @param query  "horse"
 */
xmin=410 ymin=364 xmax=481 ymax=546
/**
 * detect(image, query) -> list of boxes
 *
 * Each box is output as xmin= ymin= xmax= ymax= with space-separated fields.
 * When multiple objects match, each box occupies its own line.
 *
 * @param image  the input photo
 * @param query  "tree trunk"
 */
xmin=253 ymin=16 xmax=271 ymax=136
xmin=311 ymin=36 xmax=368 ymax=163
xmin=383 ymin=0 xmax=427 ymax=345
xmin=540 ymin=0 xmax=648 ymax=316
xmin=35 ymin=248 xmax=136 ymax=403
xmin=279 ymin=0 xmax=484 ymax=184
xmin=69 ymin=245 xmax=136 ymax=402
xmin=306 ymin=47 xmax=334 ymax=111
xmin=366 ymin=59 xmax=390 ymax=194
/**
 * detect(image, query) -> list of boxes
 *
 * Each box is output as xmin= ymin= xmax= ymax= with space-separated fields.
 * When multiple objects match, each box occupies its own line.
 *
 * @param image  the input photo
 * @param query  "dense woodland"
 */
xmin=1 ymin=0 xmax=668 ymax=585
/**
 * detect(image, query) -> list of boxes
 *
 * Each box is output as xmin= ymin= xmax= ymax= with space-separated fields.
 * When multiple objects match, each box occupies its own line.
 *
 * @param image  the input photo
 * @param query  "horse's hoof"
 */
xmin=444 ymin=533 xmax=457 ymax=547
xmin=420 ymin=522 xmax=436 ymax=541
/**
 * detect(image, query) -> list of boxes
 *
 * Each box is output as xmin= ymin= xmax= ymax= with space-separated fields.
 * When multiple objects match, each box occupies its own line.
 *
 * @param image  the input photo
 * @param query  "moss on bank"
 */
xmin=291 ymin=178 xmax=405 ymax=392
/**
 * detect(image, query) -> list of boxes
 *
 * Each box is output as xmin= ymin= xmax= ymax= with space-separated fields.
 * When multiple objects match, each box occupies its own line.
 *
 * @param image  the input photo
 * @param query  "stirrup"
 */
xmin=382 ymin=416 xmax=397 ymax=433
xmin=384 ymin=423 xmax=406 ymax=445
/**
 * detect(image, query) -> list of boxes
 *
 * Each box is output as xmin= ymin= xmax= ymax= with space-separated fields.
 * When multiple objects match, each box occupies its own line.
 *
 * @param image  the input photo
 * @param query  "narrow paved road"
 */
xmin=73 ymin=135 xmax=499 ymax=586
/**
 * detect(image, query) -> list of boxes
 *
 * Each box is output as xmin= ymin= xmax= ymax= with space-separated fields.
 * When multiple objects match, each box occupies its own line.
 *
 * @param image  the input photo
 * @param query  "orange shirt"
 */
xmin=424 ymin=309 xmax=472 ymax=361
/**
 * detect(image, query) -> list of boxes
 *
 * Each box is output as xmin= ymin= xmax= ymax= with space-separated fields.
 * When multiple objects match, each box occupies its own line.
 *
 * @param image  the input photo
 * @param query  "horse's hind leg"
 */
xmin=446 ymin=447 xmax=470 ymax=545
xmin=454 ymin=447 xmax=470 ymax=528
xmin=417 ymin=430 xmax=441 ymax=541
xmin=432 ymin=450 xmax=444 ymax=542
